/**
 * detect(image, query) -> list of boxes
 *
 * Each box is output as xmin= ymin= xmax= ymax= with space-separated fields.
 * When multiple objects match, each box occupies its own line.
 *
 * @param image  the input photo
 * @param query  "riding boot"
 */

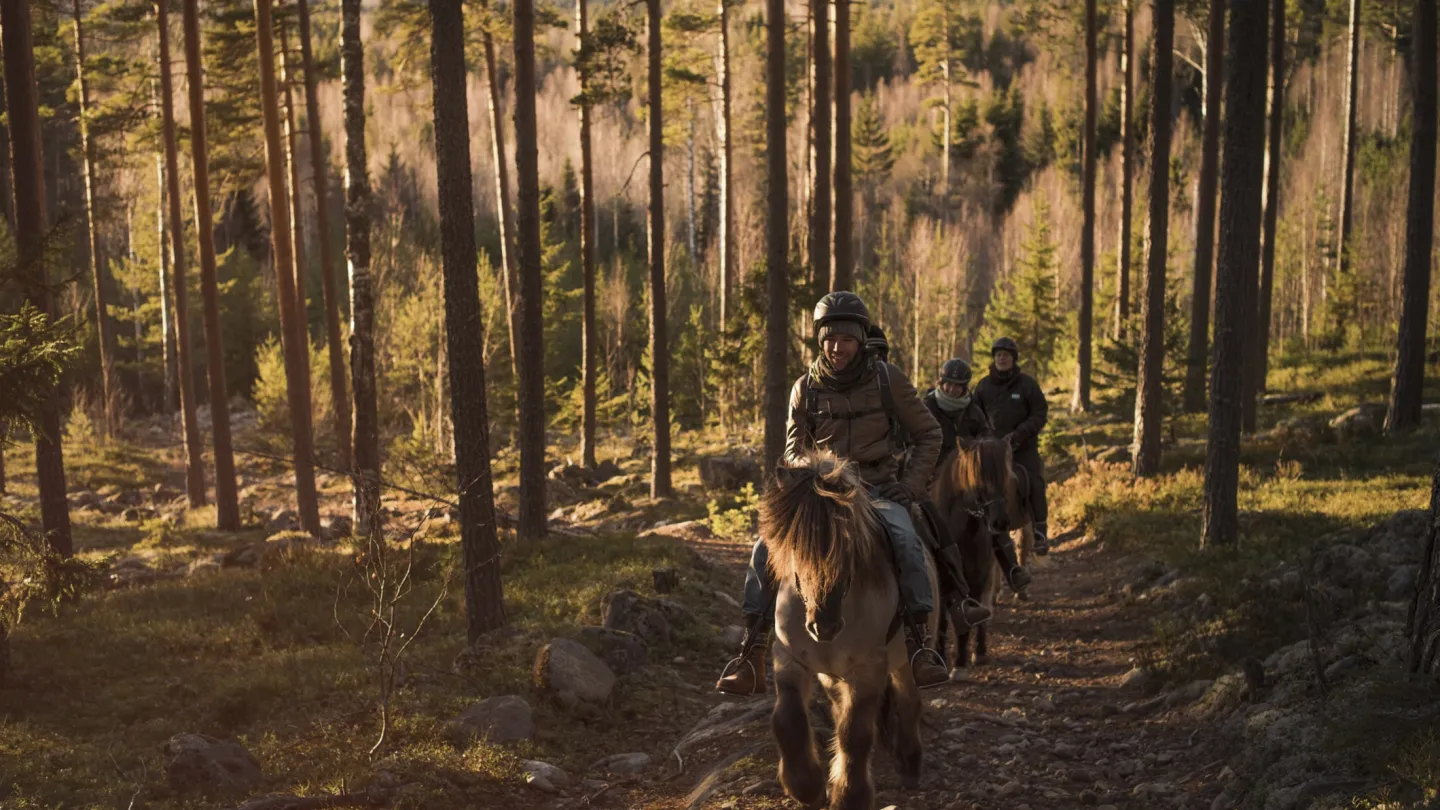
xmin=936 ymin=543 xmax=993 ymax=627
xmin=1033 ymin=522 xmax=1051 ymax=556
xmin=715 ymin=615 xmax=769 ymax=696
xmin=905 ymin=615 xmax=950 ymax=689
xmin=992 ymin=532 xmax=1033 ymax=593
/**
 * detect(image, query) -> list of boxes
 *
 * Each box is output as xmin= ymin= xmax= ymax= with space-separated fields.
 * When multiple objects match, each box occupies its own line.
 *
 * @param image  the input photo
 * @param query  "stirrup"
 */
xmin=718 ymin=650 xmax=756 ymax=680
xmin=955 ymin=596 xmax=992 ymax=630
xmin=909 ymin=644 xmax=946 ymax=671
xmin=1007 ymin=566 xmax=1031 ymax=593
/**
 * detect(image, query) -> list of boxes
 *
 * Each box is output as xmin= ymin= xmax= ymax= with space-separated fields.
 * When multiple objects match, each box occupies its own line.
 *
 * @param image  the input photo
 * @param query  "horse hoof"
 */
xmin=1015 ymin=590 xmax=1031 ymax=602
xmin=973 ymin=654 xmax=989 ymax=667
xmin=948 ymin=668 xmax=971 ymax=683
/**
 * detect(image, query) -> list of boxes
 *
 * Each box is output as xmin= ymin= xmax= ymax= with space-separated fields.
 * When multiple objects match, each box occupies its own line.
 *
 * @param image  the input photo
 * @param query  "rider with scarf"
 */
xmin=925 ymin=358 xmax=1034 ymax=593
xmin=715 ymin=292 xmax=991 ymax=696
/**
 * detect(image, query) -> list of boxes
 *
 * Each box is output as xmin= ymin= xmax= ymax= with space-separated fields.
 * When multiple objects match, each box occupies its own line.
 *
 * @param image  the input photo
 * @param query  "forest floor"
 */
xmin=0 ymin=351 xmax=1437 ymax=810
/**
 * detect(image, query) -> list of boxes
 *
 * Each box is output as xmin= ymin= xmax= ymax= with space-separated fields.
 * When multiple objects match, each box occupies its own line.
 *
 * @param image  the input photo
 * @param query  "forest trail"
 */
xmin=622 ymin=530 xmax=1223 ymax=810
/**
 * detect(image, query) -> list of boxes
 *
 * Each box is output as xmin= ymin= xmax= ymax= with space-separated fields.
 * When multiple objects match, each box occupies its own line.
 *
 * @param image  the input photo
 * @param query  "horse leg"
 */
xmin=827 ymin=679 xmax=883 ymax=810
xmin=975 ymin=621 xmax=989 ymax=665
xmin=773 ymin=658 xmax=825 ymax=807
xmin=886 ymin=669 xmax=925 ymax=788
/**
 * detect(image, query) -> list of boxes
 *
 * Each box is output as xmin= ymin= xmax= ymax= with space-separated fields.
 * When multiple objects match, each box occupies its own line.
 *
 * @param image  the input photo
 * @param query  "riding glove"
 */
xmin=876 ymin=481 xmax=913 ymax=506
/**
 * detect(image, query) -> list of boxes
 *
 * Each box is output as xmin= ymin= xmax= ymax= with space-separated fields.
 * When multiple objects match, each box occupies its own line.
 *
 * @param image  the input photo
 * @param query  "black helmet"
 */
xmin=992 ymin=336 xmax=1020 ymax=359
xmin=813 ymin=291 xmax=872 ymax=338
xmin=866 ymin=324 xmax=890 ymax=361
xmin=940 ymin=358 xmax=973 ymax=385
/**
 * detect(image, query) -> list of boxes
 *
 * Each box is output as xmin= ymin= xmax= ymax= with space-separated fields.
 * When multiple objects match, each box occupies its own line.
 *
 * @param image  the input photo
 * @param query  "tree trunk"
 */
xmin=158 ymin=0 xmax=208 ymax=508
xmin=340 ymin=0 xmax=378 ymax=533
xmin=71 ymin=0 xmax=117 ymax=438
xmin=428 ymin=0 xmax=506 ymax=639
xmin=714 ymin=0 xmax=734 ymax=325
xmin=578 ymin=0 xmax=598 ymax=466
xmin=1202 ymin=0 xmax=1268 ymax=548
xmin=1131 ymin=0 xmax=1175 ymax=477
xmin=254 ymin=0 xmax=321 ymax=535
xmin=763 ymin=0 xmax=789 ymax=475
xmin=480 ymin=14 xmax=520 ymax=385
xmin=941 ymin=0 xmax=951 ymax=196
xmin=156 ymin=151 xmax=177 ymax=413
xmin=1338 ymin=0 xmax=1361 ymax=281
xmin=513 ymin=0 xmax=547 ymax=540
xmin=296 ymin=0 xmax=351 ymax=471
xmin=1387 ymin=0 xmax=1436 ymax=433
xmin=182 ymin=0 xmax=240 ymax=530
xmin=831 ymin=0 xmax=852 ymax=291
xmin=1409 ymin=457 xmax=1440 ymax=675
xmin=1250 ymin=0 xmax=1285 ymax=432
xmin=1073 ymin=0 xmax=1097 ymax=413
xmin=1115 ymin=0 xmax=1134 ymax=341
xmin=1182 ymin=0 xmax=1226 ymax=414
xmin=647 ymin=0 xmax=672 ymax=497
xmin=280 ymin=21 xmax=310 ymax=341
xmin=2 ymin=0 xmax=72 ymax=555
xmin=809 ymin=0 xmax=830 ymax=295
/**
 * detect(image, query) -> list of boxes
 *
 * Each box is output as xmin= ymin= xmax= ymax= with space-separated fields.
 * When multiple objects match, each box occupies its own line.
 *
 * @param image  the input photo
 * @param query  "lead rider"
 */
xmin=715 ymin=292 xmax=993 ymax=696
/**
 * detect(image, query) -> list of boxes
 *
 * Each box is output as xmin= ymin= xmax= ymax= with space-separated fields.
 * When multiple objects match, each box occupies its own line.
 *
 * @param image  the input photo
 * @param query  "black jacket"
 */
xmin=973 ymin=365 xmax=1048 ymax=454
xmin=923 ymin=389 xmax=993 ymax=470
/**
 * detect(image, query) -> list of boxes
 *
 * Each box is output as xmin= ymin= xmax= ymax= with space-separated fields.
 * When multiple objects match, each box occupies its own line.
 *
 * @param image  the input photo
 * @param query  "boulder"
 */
xmin=1328 ymin=404 xmax=1387 ymax=441
xmin=448 ymin=695 xmax=534 ymax=744
xmin=590 ymin=752 xmax=652 ymax=775
xmin=1386 ymin=565 xmax=1418 ymax=602
xmin=522 ymin=760 xmax=571 ymax=793
xmin=163 ymin=733 xmax=264 ymax=796
xmin=265 ymin=509 xmax=299 ymax=534
xmin=698 ymin=455 xmax=762 ymax=492
xmin=320 ymin=514 xmax=354 ymax=541
xmin=601 ymin=589 xmax=673 ymax=645
xmin=575 ymin=626 xmax=649 ymax=675
xmin=1268 ymin=417 xmax=1332 ymax=446
xmin=652 ymin=566 xmax=680 ymax=594
xmin=533 ymin=638 xmax=616 ymax=706
xmin=640 ymin=520 xmax=716 ymax=545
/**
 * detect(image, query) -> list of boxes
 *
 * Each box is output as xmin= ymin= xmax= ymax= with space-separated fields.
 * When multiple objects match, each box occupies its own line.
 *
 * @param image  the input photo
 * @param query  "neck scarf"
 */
xmin=934 ymin=389 xmax=972 ymax=414
xmin=813 ymin=349 xmax=874 ymax=392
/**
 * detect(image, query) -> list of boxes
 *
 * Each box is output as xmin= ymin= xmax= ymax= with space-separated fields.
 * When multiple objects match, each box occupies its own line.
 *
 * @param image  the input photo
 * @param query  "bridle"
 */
xmin=966 ymin=496 xmax=1004 ymax=520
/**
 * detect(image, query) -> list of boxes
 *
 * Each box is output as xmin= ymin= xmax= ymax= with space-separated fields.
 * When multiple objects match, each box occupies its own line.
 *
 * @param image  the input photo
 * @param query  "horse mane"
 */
xmin=761 ymin=451 xmax=889 ymax=602
xmin=935 ymin=437 xmax=1015 ymax=505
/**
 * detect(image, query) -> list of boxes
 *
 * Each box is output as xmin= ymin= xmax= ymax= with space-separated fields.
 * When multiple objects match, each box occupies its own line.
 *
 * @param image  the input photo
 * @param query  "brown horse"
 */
xmin=763 ymin=452 xmax=939 ymax=810
xmin=930 ymin=437 xmax=1023 ymax=671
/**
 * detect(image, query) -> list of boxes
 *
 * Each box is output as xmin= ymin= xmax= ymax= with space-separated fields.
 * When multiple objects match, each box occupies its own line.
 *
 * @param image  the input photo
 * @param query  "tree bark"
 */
xmin=156 ymin=151 xmax=177 ymax=414
xmin=182 ymin=0 xmax=240 ymax=530
xmin=254 ymin=0 xmax=321 ymax=535
xmin=340 ymin=0 xmax=379 ymax=534
xmin=428 ymin=0 xmax=506 ymax=639
xmin=1115 ymin=0 xmax=1134 ymax=341
xmin=809 ymin=0 xmax=830 ymax=294
xmin=280 ymin=20 xmax=310 ymax=342
xmin=1409 ymin=456 xmax=1440 ymax=676
xmin=1203 ymin=0 xmax=1268 ymax=548
xmin=513 ymin=0 xmax=547 ymax=540
xmin=763 ymin=0 xmax=789 ymax=475
xmin=1182 ymin=0 xmax=1226 ymax=414
xmin=714 ymin=0 xmax=734 ymax=325
xmin=1387 ymin=0 xmax=1436 ymax=433
xmin=831 ymin=0 xmax=852 ymax=291
xmin=480 ymin=13 xmax=520 ymax=384
xmin=296 ymin=0 xmax=351 ymax=471
xmin=2 ymin=0 xmax=72 ymax=555
xmin=158 ymin=0 xmax=209 ymax=508
xmin=71 ymin=0 xmax=117 ymax=438
xmin=1338 ymin=0 xmax=1361 ymax=280
xmin=1250 ymin=0 xmax=1285 ymax=432
xmin=1131 ymin=0 xmax=1175 ymax=477
xmin=578 ymin=0 xmax=598 ymax=466
xmin=1073 ymin=0 xmax=1097 ymax=413
xmin=647 ymin=0 xmax=672 ymax=497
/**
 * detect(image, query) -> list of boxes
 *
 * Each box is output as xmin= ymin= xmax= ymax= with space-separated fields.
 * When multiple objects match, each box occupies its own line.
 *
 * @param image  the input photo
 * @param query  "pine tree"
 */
xmin=832 ymin=0 xmax=853 ymax=290
xmin=853 ymin=94 xmax=895 ymax=185
xmin=1182 ymin=0 xmax=1227 ymax=414
xmin=984 ymin=201 xmax=1063 ymax=381
xmin=762 ymin=0 xmax=788 ymax=475
xmin=513 ymin=0 xmax=548 ymax=540
xmin=647 ymin=0 xmax=672 ymax=497
xmin=1073 ymin=0 xmax=1097 ymax=413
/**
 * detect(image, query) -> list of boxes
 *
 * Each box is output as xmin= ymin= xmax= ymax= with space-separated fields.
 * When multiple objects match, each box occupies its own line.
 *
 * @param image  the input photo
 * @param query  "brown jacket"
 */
xmin=785 ymin=362 xmax=942 ymax=498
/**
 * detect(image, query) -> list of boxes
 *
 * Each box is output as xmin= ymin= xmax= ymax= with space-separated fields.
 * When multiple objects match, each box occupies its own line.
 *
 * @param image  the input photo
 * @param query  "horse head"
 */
xmin=764 ymin=453 xmax=885 ymax=644
xmin=955 ymin=438 xmax=1015 ymax=537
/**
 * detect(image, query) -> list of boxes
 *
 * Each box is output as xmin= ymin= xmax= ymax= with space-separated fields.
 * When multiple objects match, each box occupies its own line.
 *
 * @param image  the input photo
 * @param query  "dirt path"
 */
xmin=614 ymin=533 xmax=1225 ymax=810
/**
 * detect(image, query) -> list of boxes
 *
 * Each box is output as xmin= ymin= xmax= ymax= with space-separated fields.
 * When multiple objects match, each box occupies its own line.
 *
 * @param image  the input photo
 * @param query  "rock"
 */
xmin=1330 ymin=404 xmax=1387 ymax=441
xmin=742 ymin=780 xmax=779 ymax=796
xmin=107 ymin=556 xmax=157 ymax=588
xmin=533 ymin=638 xmax=616 ymax=706
xmin=601 ymin=589 xmax=673 ymax=645
xmin=698 ymin=455 xmax=762 ymax=492
xmin=652 ymin=566 xmax=680 ymax=594
xmin=448 ymin=695 xmax=534 ymax=744
xmin=522 ymin=760 xmax=571 ymax=793
xmin=121 ymin=506 xmax=156 ymax=522
xmin=592 ymin=460 xmax=623 ymax=483
xmin=1120 ymin=667 xmax=1149 ymax=690
xmin=265 ymin=509 xmax=299 ymax=534
xmin=641 ymin=520 xmax=716 ymax=545
xmin=575 ymin=626 xmax=649 ymax=675
xmin=163 ymin=733 xmax=264 ymax=796
xmin=1165 ymin=679 xmax=1213 ymax=707
xmin=590 ymin=752 xmax=652 ymax=775
xmin=185 ymin=557 xmax=222 ymax=577
xmin=1387 ymin=565 xmax=1418 ymax=601
xmin=721 ymin=624 xmax=746 ymax=648
xmin=321 ymin=514 xmax=354 ymax=540
xmin=1269 ymin=416 xmax=1333 ymax=445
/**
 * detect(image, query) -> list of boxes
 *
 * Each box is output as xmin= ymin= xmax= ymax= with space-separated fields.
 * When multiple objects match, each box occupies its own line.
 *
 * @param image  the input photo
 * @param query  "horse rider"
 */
xmin=973 ymin=337 xmax=1051 ymax=555
xmin=715 ymin=292 xmax=992 ymax=696
xmin=924 ymin=358 xmax=1034 ymax=593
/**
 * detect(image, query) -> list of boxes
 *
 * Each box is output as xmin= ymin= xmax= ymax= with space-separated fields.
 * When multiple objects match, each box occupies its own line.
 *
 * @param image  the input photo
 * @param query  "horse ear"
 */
xmin=775 ymin=465 xmax=800 ymax=490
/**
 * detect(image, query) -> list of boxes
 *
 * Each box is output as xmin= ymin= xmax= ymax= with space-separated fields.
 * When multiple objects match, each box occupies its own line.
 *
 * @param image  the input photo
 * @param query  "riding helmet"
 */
xmin=866 ymin=324 xmax=891 ymax=361
xmin=991 ymin=336 xmax=1020 ymax=360
xmin=940 ymin=358 xmax=973 ymax=385
xmin=813 ymin=291 xmax=872 ymax=338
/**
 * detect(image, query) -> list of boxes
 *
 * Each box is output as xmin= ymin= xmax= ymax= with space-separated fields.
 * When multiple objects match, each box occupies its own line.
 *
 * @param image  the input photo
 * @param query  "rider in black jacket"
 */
xmin=973 ymin=337 xmax=1051 ymax=555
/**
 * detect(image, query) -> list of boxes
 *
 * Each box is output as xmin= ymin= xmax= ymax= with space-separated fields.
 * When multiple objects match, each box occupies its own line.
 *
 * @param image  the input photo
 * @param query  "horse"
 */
xmin=930 ymin=436 xmax=1021 ymax=671
xmin=762 ymin=452 xmax=940 ymax=810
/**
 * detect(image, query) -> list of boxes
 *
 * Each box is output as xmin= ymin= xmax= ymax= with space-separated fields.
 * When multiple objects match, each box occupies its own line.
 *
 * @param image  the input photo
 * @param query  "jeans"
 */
xmin=741 ymin=495 xmax=936 ymax=619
